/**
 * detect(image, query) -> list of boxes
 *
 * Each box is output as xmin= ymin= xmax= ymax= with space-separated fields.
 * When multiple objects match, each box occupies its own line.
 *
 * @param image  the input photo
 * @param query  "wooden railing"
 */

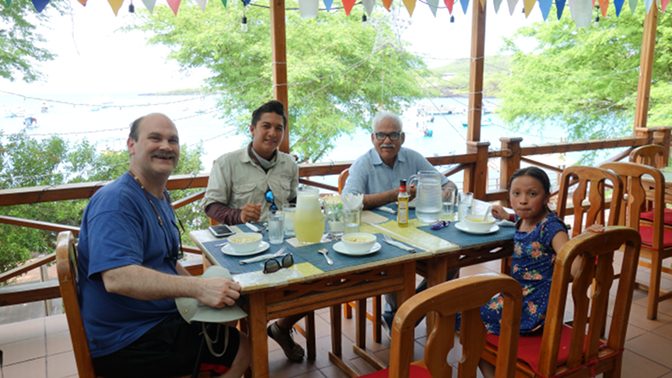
xmin=1 ymin=126 xmax=670 ymax=308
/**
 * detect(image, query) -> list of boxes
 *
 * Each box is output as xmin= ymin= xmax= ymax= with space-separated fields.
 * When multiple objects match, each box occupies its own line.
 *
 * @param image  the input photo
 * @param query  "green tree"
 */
xmin=0 ymin=0 xmax=63 ymax=82
xmin=128 ymin=2 xmax=432 ymax=162
xmin=497 ymin=6 xmax=671 ymax=142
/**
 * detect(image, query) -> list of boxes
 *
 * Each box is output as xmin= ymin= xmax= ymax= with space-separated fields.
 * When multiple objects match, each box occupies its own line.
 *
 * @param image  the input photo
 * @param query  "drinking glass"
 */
xmin=458 ymin=191 xmax=474 ymax=221
xmin=268 ymin=211 xmax=284 ymax=244
xmin=282 ymin=203 xmax=296 ymax=237
xmin=343 ymin=207 xmax=361 ymax=234
xmin=442 ymin=187 xmax=456 ymax=219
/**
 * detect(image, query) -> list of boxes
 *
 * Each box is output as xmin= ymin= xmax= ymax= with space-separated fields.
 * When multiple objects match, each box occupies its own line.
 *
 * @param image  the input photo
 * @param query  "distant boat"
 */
xmin=23 ymin=116 xmax=38 ymax=128
xmin=41 ymin=103 xmax=49 ymax=113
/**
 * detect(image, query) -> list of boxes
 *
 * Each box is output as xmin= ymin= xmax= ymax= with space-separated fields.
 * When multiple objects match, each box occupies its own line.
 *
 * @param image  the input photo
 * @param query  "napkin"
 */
xmin=341 ymin=193 xmax=363 ymax=210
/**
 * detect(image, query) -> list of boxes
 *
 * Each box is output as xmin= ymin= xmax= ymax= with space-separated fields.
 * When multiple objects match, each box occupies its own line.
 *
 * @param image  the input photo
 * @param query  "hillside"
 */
xmin=421 ymin=55 xmax=511 ymax=98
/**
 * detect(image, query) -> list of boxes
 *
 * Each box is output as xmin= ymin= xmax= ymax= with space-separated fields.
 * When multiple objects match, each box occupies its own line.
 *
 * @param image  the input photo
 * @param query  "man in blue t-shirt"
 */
xmin=343 ymin=111 xmax=458 ymax=338
xmin=78 ymin=113 xmax=250 ymax=378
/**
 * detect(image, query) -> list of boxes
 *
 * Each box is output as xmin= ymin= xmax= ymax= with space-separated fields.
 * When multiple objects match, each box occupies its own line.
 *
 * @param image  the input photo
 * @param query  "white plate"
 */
xmin=455 ymin=222 xmax=500 ymax=235
xmin=333 ymin=241 xmax=381 ymax=256
xmin=221 ymin=241 xmax=270 ymax=257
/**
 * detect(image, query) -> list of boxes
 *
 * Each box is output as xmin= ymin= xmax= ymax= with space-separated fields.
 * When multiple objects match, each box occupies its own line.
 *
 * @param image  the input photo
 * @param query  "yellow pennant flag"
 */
xmin=402 ymin=0 xmax=415 ymax=15
xmin=107 ymin=0 xmax=123 ymax=15
xmin=523 ymin=0 xmax=535 ymax=17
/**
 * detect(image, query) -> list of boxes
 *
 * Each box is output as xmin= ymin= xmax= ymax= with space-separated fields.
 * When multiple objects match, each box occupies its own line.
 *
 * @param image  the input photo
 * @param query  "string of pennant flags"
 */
xmin=9 ymin=0 xmax=668 ymax=27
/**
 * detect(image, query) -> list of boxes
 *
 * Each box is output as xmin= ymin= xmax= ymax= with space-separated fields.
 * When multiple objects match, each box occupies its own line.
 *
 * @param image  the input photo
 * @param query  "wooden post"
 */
xmin=634 ymin=5 xmax=658 ymax=129
xmin=270 ymin=0 xmax=290 ymax=154
xmin=467 ymin=0 xmax=487 ymax=142
xmin=465 ymin=141 xmax=490 ymax=199
xmin=652 ymin=126 xmax=672 ymax=165
xmin=499 ymin=137 xmax=523 ymax=207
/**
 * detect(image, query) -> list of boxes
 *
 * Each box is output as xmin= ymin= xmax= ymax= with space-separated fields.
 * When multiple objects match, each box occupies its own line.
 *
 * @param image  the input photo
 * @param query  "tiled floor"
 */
xmin=2 ymin=259 xmax=672 ymax=378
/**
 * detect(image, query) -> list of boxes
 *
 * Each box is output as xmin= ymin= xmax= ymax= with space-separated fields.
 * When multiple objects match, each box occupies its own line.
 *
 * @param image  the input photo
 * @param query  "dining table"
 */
xmin=189 ymin=207 xmax=515 ymax=378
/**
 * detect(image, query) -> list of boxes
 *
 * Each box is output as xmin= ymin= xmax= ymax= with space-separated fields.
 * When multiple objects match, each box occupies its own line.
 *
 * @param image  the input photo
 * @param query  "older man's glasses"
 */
xmin=265 ymin=189 xmax=278 ymax=211
xmin=374 ymin=132 xmax=401 ymax=141
xmin=263 ymin=253 xmax=294 ymax=274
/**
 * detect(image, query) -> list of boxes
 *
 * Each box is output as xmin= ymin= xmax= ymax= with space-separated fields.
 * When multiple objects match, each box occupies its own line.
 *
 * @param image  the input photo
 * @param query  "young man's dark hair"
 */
xmin=251 ymin=100 xmax=287 ymax=129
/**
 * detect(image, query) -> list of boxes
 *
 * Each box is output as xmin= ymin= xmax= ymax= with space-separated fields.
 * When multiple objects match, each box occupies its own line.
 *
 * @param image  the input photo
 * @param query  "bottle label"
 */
xmin=398 ymin=201 xmax=408 ymax=223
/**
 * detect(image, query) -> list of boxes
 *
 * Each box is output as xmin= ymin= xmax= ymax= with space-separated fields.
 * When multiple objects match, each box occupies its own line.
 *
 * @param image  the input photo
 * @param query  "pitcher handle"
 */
xmin=318 ymin=197 xmax=329 ymax=222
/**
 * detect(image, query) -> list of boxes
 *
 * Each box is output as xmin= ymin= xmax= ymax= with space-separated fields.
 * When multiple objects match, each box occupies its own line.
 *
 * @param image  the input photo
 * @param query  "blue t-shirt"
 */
xmin=78 ymin=172 xmax=181 ymax=357
xmin=342 ymin=147 xmax=449 ymax=196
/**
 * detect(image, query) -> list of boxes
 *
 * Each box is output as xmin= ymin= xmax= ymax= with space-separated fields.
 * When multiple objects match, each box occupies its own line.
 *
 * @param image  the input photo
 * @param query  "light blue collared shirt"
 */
xmin=343 ymin=147 xmax=449 ymax=197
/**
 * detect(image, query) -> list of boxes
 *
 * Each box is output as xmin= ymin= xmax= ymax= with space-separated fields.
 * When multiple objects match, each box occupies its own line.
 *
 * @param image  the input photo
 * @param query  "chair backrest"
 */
xmin=388 ymin=273 xmax=522 ymax=378
xmin=535 ymin=226 xmax=641 ymax=377
xmin=601 ymin=162 xmax=666 ymax=247
xmin=337 ymin=168 xmax=349 ymax=194
xmin=629 ymin=144 xmax=666 ymax=168
xmin=56 ymin=231 xmax=97 ymax=378
xmin=556 ymin=166 xmax=623 ymax=237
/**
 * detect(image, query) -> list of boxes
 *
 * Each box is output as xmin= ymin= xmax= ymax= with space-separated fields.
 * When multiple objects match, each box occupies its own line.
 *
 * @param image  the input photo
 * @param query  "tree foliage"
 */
xmin=497 ymin=6 xmax=671 ymax=142
xmin=128 ymin=1 xmax=432 ymax=162
xmin=0 ymin=132 xmax=206 ymax=275
xmin=0 ymin=0 xmax=63 ymax=82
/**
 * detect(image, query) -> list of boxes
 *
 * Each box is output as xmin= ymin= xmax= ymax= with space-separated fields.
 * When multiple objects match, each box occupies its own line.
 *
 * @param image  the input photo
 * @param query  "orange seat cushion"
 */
xmin=640 ymin=209 xmax=672 ymax=225
xmin=638 ymin=225 xmax=672 ymax=247
xmin=359 ymin=365 xmax=431 ymax=378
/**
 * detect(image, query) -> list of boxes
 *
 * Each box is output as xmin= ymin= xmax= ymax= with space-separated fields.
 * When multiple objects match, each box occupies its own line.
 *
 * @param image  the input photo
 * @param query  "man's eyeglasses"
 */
xmin=374 ymin=132 xmax=402 ymax=141
xmin=263 ymin=253 xmax=294 ymax=274
xmin=265 ymin=189 xmax=278 ymax=211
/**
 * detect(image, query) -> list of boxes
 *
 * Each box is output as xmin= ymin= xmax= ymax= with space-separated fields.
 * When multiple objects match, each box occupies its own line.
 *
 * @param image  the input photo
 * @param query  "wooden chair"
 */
xmin=56 ymin=231 xmax=210 ymax=378
xmin=629 ymin=144 xmax=672 ymax=225
xmin=482 ymin=226 xmax=641 ymax=378
xmin=359 ymin=273 xmax=522 ymax=378
xmin=556 ymin=165 xmax=623 ymax=237
xmin=600 ymin=162 xmax=672 ymax=320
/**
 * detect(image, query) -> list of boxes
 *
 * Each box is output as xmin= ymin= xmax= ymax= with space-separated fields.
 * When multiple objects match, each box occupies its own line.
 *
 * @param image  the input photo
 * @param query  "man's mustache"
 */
xmin=380 ymin=144 xmax=396 ymax=148
xmin=152 ymin=151 xmax=177 ymax=159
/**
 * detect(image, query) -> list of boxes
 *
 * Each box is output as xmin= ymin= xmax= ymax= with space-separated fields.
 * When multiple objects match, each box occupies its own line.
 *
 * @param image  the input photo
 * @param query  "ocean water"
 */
xmin=0 ymin=93 xmax=597 ymax=189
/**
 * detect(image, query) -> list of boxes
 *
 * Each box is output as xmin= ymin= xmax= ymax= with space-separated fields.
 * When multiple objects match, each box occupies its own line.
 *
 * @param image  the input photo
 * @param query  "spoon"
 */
xmin=483 ymin=205 xmax=493 ymax=222
xmin=318 ymin=248 xmax=334 ymax=265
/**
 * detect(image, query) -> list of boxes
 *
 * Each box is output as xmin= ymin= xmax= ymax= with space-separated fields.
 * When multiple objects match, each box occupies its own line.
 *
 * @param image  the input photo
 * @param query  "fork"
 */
xmin=382 ymin=234 xmax=416 ymax=253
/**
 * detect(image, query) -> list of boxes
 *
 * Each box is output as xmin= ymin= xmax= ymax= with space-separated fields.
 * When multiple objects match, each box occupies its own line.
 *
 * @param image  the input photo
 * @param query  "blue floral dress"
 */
xmin=480 ymin=212 xmax=567 ymax=335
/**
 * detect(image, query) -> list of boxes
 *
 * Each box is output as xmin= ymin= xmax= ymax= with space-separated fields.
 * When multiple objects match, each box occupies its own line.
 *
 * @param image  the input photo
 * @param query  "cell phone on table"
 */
xmin=208 ymin=224 xmax=235 ymax=238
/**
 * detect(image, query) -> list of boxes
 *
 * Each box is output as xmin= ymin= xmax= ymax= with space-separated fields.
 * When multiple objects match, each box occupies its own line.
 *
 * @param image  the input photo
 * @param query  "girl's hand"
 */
xmin=491 ymin=205 xmax=512 ymax=221
xmin=583 ymin=224 xmax=605 ymax=234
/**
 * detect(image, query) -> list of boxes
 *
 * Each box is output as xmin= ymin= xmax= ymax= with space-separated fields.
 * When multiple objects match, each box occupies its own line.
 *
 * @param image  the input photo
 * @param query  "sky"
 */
xmin=0 ymin=0 xmax=543 ymax=95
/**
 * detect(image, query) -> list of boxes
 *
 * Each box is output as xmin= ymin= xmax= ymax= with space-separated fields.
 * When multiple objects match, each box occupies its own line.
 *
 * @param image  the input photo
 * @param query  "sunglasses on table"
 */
xmin=263 ymin=253 xmax=294 ymax=274
xmin=265 ymin=189 xmax=278 ymax=211
xmin=374 ymin=132 xmax=402 ymax=141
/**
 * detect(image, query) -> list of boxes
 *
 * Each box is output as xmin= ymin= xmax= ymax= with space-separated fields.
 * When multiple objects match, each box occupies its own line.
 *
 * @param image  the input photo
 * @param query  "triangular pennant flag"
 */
xmin=195 ymin=0 xmax=206 ymax=11
xmin=656 ymin=0 xmax=661 ymax=10
xmin=493 ymin=0 xmax=503 ymax=12
xmin=220 ymin=0 xmax=226 ymax=6
xmin=5 ymin=0 xmax=11 ymax=6
xmin=538 ymin=0 xmax=552 ymax=19
xmin=459 ymin=0 xmax=469 ymax=14
xmin=507 ymin=0 xmax=518 ymax=15
xmin=444 ymin=0 xmax=454 ymax=13
xmin=342 ymin=0 xmax=356 ymax=15
xmin=142 ymin=0 xmax=155 ymax=12
xmin=242 ymin=0 xmax=250 ymax=4
xmin=523 ymin=0 xmax=535 ymax=17
xmin=106 ymin=0 xmax=123 ymax=15
xmin=77 ymin=0 xmax=86 ymax=5
xmin=645 ymin=0 xmax=653 ymax=13
xmin=629 ymin=0 xmax=637 ymax=13
xmin=323 ymin=0 xmax=334 ymax=11
xmin=614 ymin=0 xmax=624 ymax=16
xmin=382 ymin=0 xmax=392 ymax=11
xmin=598 ymin=0 xmax=608 ymax=16
xmin=556 ymin=0 xmax=566 ymax=18
xmin=569 ymin=0 xmax=593 ymax=28
xmin=31 ymin=0 xmax=49 ymax=12
xmin=662 ymin=0 xmax=670 ymax=12
xmin=427 ymin=0 xmax=439 ymax=16
xmin=479 ymin=0 xmax=486 ymax=9
xmin=362 ymin=0 xmax=375 ymax=15
xmin=402 ymin=0 xmax=416 ymax=15
xmin=166 ymin=0 xmax=181 ymax=15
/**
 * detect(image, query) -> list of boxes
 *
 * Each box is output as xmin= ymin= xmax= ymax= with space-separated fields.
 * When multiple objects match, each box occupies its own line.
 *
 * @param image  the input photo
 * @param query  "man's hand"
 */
xmin=240 ymin=203 xmax=262 ymax=223
xmin=198 ymin=277 xmax=242 ymax=308
xmin=408 ymin=184 xmax=417 ymax=200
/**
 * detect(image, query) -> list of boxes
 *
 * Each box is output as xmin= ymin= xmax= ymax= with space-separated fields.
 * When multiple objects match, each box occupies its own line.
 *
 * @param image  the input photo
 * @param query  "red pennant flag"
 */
xmin=444 ymin=0 xmax=454 ymax=13
xmin=382 ymin=0 xmax=393 ymax=10
xmin=167 ymin=0 xmax=181 ymax=15
xmin=598 ymin=0 xmax=608 ymax=16
xmin=342 ymin=0 xmax=356 ymax=14
xmin=662 ymin=0 xmax=669 ymax=11
xmin=78 ymin=0 xmax=86 ymax=5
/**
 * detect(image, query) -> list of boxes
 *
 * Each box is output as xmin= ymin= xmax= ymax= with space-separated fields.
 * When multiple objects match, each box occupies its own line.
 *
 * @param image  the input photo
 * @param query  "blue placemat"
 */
xmin=416 ymin=222 xmax=515 ymax=247
xmin=289 ymin=234 xmax=416 ymax=272
xmin=202 ymin=240 xmax=307 ymax=274
xmin=369 ymin=203 xmax=417 ymax=222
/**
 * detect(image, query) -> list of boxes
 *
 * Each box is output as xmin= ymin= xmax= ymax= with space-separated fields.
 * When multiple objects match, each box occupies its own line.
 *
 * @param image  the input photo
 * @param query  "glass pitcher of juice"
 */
xmin=293 ymin=187 xmax=328 ymax=243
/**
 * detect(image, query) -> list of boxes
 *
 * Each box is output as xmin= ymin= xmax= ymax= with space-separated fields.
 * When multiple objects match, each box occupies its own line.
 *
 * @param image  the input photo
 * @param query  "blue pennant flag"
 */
xmin=538 ymin=0 xmax=552 ymax=20
xmin=614 ymin=0 xmax=625 ymax=16
xmin=459 ymin=0 xmax=469 ymax=14
xmin=556 ymin=0 xmax=566 ymax=19
xmin=323 ymin=0 xmax=333 ymax=11
xmin=31 ymin=0 xmax=49 ymax=12
xmin=241 ymin=0 xmax=250 ymax=4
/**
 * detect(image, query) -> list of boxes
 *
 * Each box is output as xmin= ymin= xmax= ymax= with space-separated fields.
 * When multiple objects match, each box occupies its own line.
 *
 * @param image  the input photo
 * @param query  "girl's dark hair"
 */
xmin=508 ymin=167 xmax=551 ymax=194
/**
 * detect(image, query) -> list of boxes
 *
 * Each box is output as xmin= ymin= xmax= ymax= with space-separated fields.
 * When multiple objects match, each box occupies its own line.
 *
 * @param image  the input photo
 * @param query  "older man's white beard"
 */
xmin=380 ymin=144 xmax=395 ymax=149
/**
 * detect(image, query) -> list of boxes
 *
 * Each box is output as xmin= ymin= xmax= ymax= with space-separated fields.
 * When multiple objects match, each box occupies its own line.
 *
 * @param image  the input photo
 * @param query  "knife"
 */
xmin=245 ymin=222 xmax=261 ymax=233
xmin=239 ymin=246 xmax=287 ymax=265
xmin=377 ymin=206 xmax=397 ymax=214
